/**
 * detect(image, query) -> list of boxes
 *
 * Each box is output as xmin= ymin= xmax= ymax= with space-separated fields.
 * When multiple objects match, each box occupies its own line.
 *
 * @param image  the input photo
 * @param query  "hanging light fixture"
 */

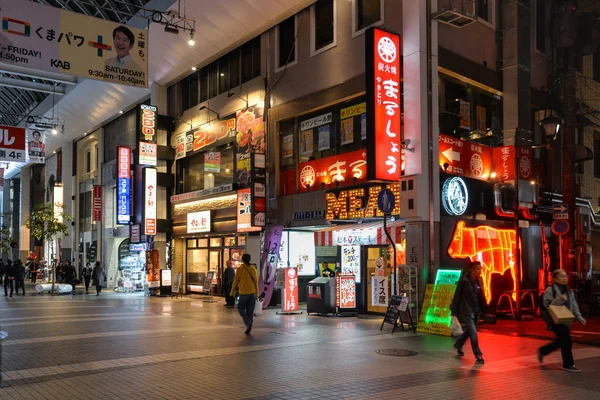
xmin=188 ymin=30 xmax=195 ymax=46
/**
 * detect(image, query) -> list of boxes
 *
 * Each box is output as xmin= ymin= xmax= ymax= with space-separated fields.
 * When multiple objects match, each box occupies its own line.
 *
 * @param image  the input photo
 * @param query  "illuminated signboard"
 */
xmin=93 ymin=185 xmax=102 ymax=222
xmin=417 ymin=283 xmax=457 ymax=336
xmin=117 ymin=146 xmax=131 ymax=225
xmin=326 ymin=182 xmax=400 ymax=220
xmin=187 ymin=211 xmax=211 ymax=234
xmin=442 ymin=177 xmax=469 ymax=216
xmin=0 ymin=125 xmax=26 ymax=162
xmin=144 ymin=167 xmax=157 ymax=235
xmin=140 ymin=104 xmax=157 ymax=142
xmin=53 ymin=184 xmax=63 ymax=223
xmin=336 ymin=275 xmax=356 ymax=309
xmin=237 ymin=188 xmax=261 ymax=232
xmin=282 ymin=267 xmax=299 ymax=312
xmin=438 ymin=134 xmax=492 ymax=180
xmin=366 ymin=28 xmax=402 ymax=181
xmin=139 ymin=142 xmax=158 ymax=166
xmin=341 ymin=245 xmax=361 ymax=283
xmin=447 ymin=221 xmax=517 ymax=303
xmin=492 ymin=146 xmax=533 ymax=181
xmin=434 ymin=269 xmax=462 ymax=285
xmin=298 ymin=149 xmax=367 ymax=192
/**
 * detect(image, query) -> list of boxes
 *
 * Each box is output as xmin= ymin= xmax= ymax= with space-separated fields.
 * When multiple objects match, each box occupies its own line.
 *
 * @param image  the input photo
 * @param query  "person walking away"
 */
xmin=223 ymin=260 xmax=236 ymax=308
xmin=0 ymin=260 xmax=4 ymax=285
xmin=30 ymin=260 xmax=38 ymax=284
xmin=450 ymin=261 xmax=487 ymax=364
xmin=537 ymin=269 xmax=586 ymax=372
xmin=14 ymin=260 xmax=26 ymax=296
xmin=3 ymin=260 xmax=14 ymax=297
xmin=229 ymin=254 xmax=258 ymax=334
xmin=83 ymin=262 xmax=92 ymax=293
xmin=64 ymin=260 xmax=76 ymax=291
xmin=92 ymin=262 xmax=105 ymax=296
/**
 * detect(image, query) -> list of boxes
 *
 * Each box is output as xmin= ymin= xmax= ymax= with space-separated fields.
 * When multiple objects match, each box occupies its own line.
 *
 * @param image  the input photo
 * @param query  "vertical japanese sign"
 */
xmin=139 ymin=104 xmax=157 ymax=142
xmin=0 ymin=0 xmax=148 ymax=87
xmin=93 ymin=185 xmax=102 ymax=222
xmin=0 ymin=125 xmax=26 ymax=162
xmin=336 ymin=275 xmax=357 ymax=309
xmin=236 ymin=188 xmax=260 ymax=232
xmin=372 ymin=276 xmax=389 ymax=307
xmin=251 ymin=153 xmax=266 ymax=227
xmin=341 ymin=245 xmax=361 ymax=283
xmin=27 ymin=129 xmax=46 ymax=163
xmin=144 ymin=167 xmax=157 ymax=235
xmin=259 ymin=224 xmax=284 ymax=307
xmin=53 ymin=184 xmax=63 ymax=223
xmin=172 ymin=132 xmax=186 ymax=160
xmin=283 ymin=267 xmax=299 ymax=312
xmin=366 ymin=28 xmax=401 ymax=181
xmin=146 ymin=249 xmax=160 ymax=288
xmin=116 ymin=146 xmax=131 ymax=225
xmin=236 ymin=104 xmax=265 ymax=189
xmin=492 ymin=146 xmax=532 ymax=181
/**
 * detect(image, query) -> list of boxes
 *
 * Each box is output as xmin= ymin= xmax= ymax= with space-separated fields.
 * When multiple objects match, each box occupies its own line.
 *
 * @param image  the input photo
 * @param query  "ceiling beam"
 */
xmin=0 ymin=77 xmax=65 ymax=96
xmin=0 ymin=64 xmax=77 ymax=86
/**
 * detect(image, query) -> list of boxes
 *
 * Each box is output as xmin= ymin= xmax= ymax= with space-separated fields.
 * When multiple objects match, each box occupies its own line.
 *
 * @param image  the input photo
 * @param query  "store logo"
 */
xmin=520 ymin=155 xmax=531 ymax=178
xmin=442 ymin=177 xmax=469 ymax=216
xmin=300 ymin=165 xmax=315 ymax=187
xmin=470 ymin=153 xmax=483 ymax=177
xmin=287 ymin=268 xmax=297 ymax=279
xmin=377 ymin=36 xmax=397 ymax=63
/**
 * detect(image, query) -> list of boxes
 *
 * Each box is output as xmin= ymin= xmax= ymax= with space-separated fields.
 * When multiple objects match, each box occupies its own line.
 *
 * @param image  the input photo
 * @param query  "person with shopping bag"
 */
xmin=537 ymin=269 xmax=586 ymax=372
xmin=230 ymin=254 xmax=259 ymax=335
xmin=450 ymin=261 xmax=487 ymax=364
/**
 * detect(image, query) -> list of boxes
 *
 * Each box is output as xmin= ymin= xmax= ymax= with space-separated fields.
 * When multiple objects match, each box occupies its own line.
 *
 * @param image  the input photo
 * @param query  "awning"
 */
xmin=314 ymin=220 xmax=404 ymax=247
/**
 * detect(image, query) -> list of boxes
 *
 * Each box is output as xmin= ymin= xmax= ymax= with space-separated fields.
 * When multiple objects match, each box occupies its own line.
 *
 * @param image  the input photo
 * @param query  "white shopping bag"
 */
xmin=253 ymin=298 xmax=263 ymax=317
xmin=451 ymin=316 xmax=464 ymax=337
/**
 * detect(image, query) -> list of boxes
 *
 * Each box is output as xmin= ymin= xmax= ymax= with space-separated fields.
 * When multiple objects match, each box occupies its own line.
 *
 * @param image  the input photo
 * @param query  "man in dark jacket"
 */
xmin=14 ymin=260 xmax=26 ymax=296
xmin=223 ymin=260 xmax=236 ymax=307
xmin=450 ymin=261 xmax=487 ymax=364
xmin=92 ymin=262 xmax=105 ymax=296
xmin=64 ymin=260 xmax=76 ymax=291
xmin=3 ymin=260 xmax=14 ymax=297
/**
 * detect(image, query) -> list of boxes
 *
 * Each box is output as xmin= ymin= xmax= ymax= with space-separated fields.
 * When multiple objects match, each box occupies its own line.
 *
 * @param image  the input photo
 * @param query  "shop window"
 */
xmin=354 ymin=0 xmax=383 ymax=34
xmin=535 ymin=0 xmax=546 ymax=53
xmin=181 ymin=76 xmax=191 ymax=111
xmin=280 ymin=119 xmax=296 ymax=169
xmin=224 ymin=237 xmax=236 ymax=247
xmin=85 ymin=150 xmax=91 ymax=173
xmin=241 ymin=40 xmax=254 ymax=84
xmin=276 ymin=15 xmax=297 ymax=70
xmin=187 ymin=239 xmax=197 ymax=247
xmin=311 ymin=0 xmax=336 ymax=55
xmin=252 ymin=36 xmax=261 ymax=79
xmin=210 ymin=237 xmax=222 ymax=247
xmin=181 ymin=143 xmax=234 ymax=193
xmin=197 ymin=238 xmax=208 ymax=247
xmin=277 ymin=231 xmax=316 ymax=276
xmin=594 ymin=138 xmax=600 ymax=178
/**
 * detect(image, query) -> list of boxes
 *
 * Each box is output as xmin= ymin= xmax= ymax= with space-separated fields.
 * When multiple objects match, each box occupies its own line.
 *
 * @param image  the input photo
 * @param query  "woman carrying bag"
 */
xmin=538 ymin=269 xmax=586 ymax=372
xmin=230 ymin=254 xmax=259 ymax=335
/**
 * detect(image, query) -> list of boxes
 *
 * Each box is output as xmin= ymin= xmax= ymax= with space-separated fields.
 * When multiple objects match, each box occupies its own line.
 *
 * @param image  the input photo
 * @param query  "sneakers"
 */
xmin=537 ymin=349 xmax=544 ymax=364
xmin=563 ymin=366 xmax=581 ymax=373
xmin=244 ymin=323 xmax=253 ymax=335
xmin=475 ymin=357 xmax=485 ymax=364
xmin=453 ymin=344 xmax=464 ymax=357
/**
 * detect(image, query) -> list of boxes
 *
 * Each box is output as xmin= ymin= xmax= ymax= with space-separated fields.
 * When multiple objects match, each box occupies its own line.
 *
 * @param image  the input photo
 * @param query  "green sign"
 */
xmin=434 ymin=269 xmax=461 ymax=285
xmin=417 ymin=283 xmax=457 ymax=336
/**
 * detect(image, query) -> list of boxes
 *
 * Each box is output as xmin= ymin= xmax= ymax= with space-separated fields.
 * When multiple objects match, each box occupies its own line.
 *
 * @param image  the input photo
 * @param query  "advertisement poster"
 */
xmin=476 ymin=106 xmax=487 ymax=134
xmin=27 ymin=129 xmax=46 ymax=163
xmin=173 ymin=132 xmax=186 ymax=160
xmin=361 ymin=114 xmax=367 ymax=140
xmin=459 ymin=100 xmax=471 ymax=130
xmin=341 ymin=245 xmax=361 ymax=283
xmin=146 ymin=250 xmax=160 ymax=288
xmin=282 ymin=267 xmax=299 ymax=312
xmin=236 ymin=188 xmax=260 ymax=232
xmin=259 ymin=224 xmax=284 ymax=307
xmin=0 ymin=0 xmax=149 ymax=87
xmin=0 ymin=125 xmax=26 ymax=162
xmin=138 ymin=142 xmax=157 ymax=166
xmin=318 ymin=125 xmax=330 ymax=151
xmin=236 ymin=105 xmax=265 ymax=153
xmin=139 ymin=105 xmax=157 ymax=142
xmin=340 ymin=118 xmax=354 ymax=145
xmin=337 ymin=275 xmax=356 ymax=309
xmin=204 ymin=152 xmax=221 ymax=172
xmin=282 ymin=135 xmax=293 ymax=159
xmin=300 ymin=129 xmax=313 ymax=159
xmin=300 ymin=112 xmax=332 ymax=131
xmin=340 ymin=102 xmax=366 ymax=120
xmin=116 ymin=146 xmax=131 ymax=225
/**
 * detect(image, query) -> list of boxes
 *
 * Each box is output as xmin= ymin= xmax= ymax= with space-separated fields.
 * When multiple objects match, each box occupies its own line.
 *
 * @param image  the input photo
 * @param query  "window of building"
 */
xmin=229 ymin=48 xmax=241 ymax=89
xmin=208 ymin=61 xmax=218 ymax=99
xmin=311 ymin=0 xmax=336 ymax=56
xmin=180 ymin=143 xmax=235 ymax=193
xmin=477 ymin=0 xmax=494 ymax=27
xmin=595 ymin=137 xmax=600 ymax=178
xmin=218 ymin=54 xmax=230 ymax=94
xmin=276 ymin=16 xmax=297 ymax=70
xmin=85 ymin=150 xmax=91 ymax=173
xmin=199 ymin=66 xmax=209 ymax=103
xmin=535 ymin=0 xmax=546 ymax=53
xmin=354 ymin=0 xmax=383 ymax=34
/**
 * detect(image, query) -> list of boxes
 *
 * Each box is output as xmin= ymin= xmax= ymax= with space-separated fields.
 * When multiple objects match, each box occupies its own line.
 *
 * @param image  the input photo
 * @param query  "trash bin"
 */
xmin=307 ymin=277 xmax=336 ymax=315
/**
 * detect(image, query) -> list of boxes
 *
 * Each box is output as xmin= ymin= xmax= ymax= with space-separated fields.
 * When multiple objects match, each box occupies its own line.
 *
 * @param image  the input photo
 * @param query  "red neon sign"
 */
xmin=298 ymin=149 xmax=367 ymax=192
xmin=370 ymin=28 xmax=401 ymax=181
xmin=117 ymin=146 xmax=131 ymax=179
xmin=283 ymin=267 xmax=299 ymax=312
xmin=193 ymin=118 xmax=236 ymax=152
xmin=447 ymin=221 xmax=518 ymax=304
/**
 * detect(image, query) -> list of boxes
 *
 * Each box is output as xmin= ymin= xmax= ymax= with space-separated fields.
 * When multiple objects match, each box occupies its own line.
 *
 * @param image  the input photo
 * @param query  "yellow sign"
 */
xmin=326 ymin=182 xmax=400 ymax=220
xmin=0 ymin=0 xmax=148 ymax=87
xmin=417 ymin=284 xmax=457 ymax=336
xmin=340 ymin=102 xmax=366 ymax=120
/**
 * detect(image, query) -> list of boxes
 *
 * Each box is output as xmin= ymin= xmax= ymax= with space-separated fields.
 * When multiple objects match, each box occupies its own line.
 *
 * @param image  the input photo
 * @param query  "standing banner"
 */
xmin=259 ymin=225 xmax=284 ymax=307
xmin=0 ymin=0 xmax=149 ymax=88
xmin=92 ymin=185 xmax=102 ymax=222
xmin=27 ymin=129 xmax=46 ymax=163
xmin=146 ymin=249 xmax=160 ymax=289
xmin=341 ymin=245 xmax=361 ymax=283
xmin=282 ymin=267 xmax=299 ymax=312
xmin=0 ymin=125 xmax=26 ymax=162
xmin=336 ymin=275 xmax=357 ymax=310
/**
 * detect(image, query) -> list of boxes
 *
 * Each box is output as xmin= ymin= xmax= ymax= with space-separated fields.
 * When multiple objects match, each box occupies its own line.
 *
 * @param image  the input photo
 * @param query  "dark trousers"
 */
xmin=454 ymin=316 xmax=482 ymax=357
xmin=539 ymin=324 xmax=574 ymax=368
xmin=15 ymin=280 xmax=25 ymax=295
xmin=31 ymin=273 xmax=37 ymax=284
xmin=84 ymin=277 xmax=91 ymax=291
xmin=95 ymin=283 xmax=102 ymax=295
xmin=225 ymin=285 xmax=235 ymax=305
xmin=4 ymin=279 xmax=13 ymax=296
xmin=237 ymin=294 xmax=256 ymax=327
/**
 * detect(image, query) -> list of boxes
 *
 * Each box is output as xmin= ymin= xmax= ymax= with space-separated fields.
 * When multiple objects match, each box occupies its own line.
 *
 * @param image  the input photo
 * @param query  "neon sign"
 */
xmin=140 ymin=104 xmax=157 ymax=142
xmin=442 ymin=177 xmax=468 ymax=216
xmin=117 ymin=146 xmax=131 ymax=225
xmin=447 ymin=221 xmax=518 ymax=304
xmin=326 ymin=182 xmax=400 ymax=220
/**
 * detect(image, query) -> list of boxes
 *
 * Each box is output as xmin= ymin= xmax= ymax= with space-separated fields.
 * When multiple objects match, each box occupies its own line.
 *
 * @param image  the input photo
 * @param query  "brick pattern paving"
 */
xmin=0 ymin=288 xmax=598 ymax=399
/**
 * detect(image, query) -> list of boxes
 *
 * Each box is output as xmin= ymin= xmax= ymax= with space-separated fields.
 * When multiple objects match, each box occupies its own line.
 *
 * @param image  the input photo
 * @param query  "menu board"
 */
xmin=204 ymin=271 xmax=215 ymax=293
xmin=417 ymin=284 xmax=457 ymax=336
xmin=341 ymin=245 xmax=361 ymax=283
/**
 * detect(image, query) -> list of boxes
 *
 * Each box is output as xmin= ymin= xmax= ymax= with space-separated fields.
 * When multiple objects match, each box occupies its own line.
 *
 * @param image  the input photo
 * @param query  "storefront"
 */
xmin=114 ymin=239 xmax=146 ymax=292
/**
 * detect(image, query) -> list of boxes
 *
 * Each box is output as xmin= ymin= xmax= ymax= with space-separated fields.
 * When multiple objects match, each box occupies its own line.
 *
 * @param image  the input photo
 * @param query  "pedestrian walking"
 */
xmin=82 ymin=262 xmax=92 ymax=293
xmin=229 ymin=254 xmax=258 ymax=334
xmin=92 ymin=261 xmax=105 ymax=296
xmin=30 ymin=260 xmax=38 ymax=284
xmin=450 ymin=261 xmax=487 ymax=364
xmin=537 ymin=269 xmax=586 ymax=372
xmin=64 ymin=260 xmax=76 ymax=291
xmin=14 ymin=260 xmax=25 ymax=296
xmin=3 ymin=260 xmax=14 ymax=297
xmin=223 ymin=260 xmax=236 ymax=308
xmin=0 ymin=260 xmax=4 ymax=285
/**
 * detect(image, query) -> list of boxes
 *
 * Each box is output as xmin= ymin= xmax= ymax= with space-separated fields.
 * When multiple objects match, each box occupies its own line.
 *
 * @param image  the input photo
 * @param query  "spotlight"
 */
xmin=188 ymin=31 xmax=195 ymax=46
xmin=192 ymin=67 xmax=197 ymax=71
xmin=490 ymin=172 xmax=497 ymax=179
xmin=119 ymin=110 xmax=123 ymax=114
xmin=164 ymin=25 xmax=179 ymax=35
xmin=52 ymin=127 xmax=58 ymax=135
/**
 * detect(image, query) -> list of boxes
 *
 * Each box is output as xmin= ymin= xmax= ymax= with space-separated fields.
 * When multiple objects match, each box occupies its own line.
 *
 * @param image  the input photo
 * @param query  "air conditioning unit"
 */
xmin=433 ymin=0 xmax=476 ymax=28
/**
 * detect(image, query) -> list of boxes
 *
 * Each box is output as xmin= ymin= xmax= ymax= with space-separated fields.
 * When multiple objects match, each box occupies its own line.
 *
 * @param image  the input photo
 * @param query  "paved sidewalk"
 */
xmin=0 ymin=292 xmax=599 ymax=399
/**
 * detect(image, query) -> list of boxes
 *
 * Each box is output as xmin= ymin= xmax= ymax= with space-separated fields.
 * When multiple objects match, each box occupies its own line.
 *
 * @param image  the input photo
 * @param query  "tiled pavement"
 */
xmin=0 ymin=286 xmax=599 ymax=399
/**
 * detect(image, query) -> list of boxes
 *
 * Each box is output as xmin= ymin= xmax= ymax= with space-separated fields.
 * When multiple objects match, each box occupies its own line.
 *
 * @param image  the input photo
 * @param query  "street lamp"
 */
xmin=539 ymin=115 xmax=562 ymax=142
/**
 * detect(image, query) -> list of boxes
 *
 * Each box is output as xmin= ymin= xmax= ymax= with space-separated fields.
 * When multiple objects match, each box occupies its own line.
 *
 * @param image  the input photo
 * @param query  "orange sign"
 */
xmin=336 ymin=275 xmax=356 ymax=309
xmin=283 ymin=267 xmax=299 ymax=312
xmin=438 ymin=134 xmax=492 ymax=180
xmin=326 ymin=182 xmax=400 ymax=220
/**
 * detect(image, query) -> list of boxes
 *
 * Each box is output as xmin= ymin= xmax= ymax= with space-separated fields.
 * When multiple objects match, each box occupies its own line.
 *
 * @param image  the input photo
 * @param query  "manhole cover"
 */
xmin=376 ymin=349 xmax=418 ymax=357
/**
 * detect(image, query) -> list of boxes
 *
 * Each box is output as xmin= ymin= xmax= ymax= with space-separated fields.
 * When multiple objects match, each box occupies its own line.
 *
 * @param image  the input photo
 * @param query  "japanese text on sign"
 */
xmin=341 ymin=245 xmax=361 ymax=283
xmin=337 ymin=275 xmax=356 ymax=309
xmin=283 ymin=267 xmax=299 ymax=312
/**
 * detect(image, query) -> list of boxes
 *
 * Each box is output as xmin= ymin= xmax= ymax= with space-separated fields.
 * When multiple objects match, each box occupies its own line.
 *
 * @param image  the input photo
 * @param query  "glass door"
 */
xmin=209 ymin=250 xmax=221 ymax=295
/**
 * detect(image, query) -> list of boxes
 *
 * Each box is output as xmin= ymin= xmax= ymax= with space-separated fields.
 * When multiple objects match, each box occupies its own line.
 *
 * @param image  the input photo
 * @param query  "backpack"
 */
xmin=539 ymin=285 xmax=557 ymax=327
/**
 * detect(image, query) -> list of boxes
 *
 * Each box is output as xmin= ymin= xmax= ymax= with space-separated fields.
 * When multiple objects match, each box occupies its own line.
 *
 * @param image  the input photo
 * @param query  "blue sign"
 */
xmin=553 ymin=204 xmax=568 ymax=214
xmin=129 ymin=243 xmax=147 ymax=252
xmin=117 ymin=177 xmax=130 ymax=225
xmin=442 ymin=177 xmax=469 ymax=216
xmin=377 ymin=188 xmax=396 ymax=215
xmin=551 ymin=220 xmax=570 ymax=236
